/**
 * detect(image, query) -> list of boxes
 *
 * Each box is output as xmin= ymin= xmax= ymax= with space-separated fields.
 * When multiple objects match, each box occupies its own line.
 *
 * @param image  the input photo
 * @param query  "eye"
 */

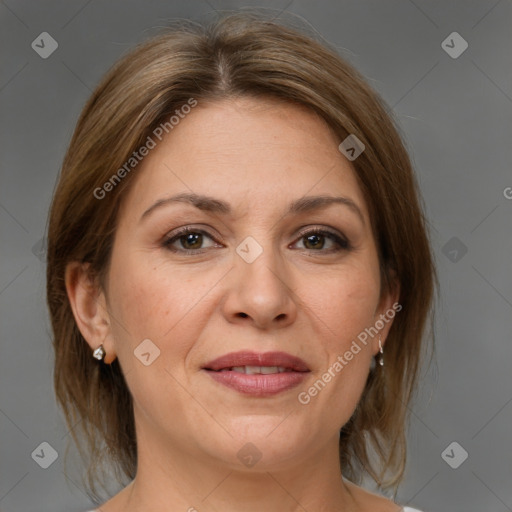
xmin=162 ymin=226 xmax=351 ymax=255
xmin=162 ymin=227 xmax=221 ymax=254
xmin=293 ymin=228 xmax=350 ymax=253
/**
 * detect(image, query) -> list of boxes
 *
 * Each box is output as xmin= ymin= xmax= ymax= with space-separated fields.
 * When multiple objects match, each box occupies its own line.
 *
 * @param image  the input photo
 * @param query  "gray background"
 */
xmin=1 ymin=1 xmax=511 ymax=511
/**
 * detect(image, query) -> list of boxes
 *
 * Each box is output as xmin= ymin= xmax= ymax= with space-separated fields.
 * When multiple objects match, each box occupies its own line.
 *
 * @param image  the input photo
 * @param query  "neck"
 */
xmin=111 ymin=416 xmax=360 ymax=512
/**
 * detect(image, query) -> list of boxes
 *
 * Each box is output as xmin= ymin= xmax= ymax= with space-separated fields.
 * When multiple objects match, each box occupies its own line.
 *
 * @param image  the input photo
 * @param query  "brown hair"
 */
xmin=47 ymin=11 xmax=436 ymax=502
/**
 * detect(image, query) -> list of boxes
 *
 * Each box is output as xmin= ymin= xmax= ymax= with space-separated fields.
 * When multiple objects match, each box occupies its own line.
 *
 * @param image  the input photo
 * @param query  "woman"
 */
xmin=47 ymin=12 xmax=435 ymax=512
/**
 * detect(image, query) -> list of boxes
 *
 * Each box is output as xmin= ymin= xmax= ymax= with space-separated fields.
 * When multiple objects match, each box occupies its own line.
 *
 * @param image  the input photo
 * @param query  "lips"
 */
xmin=202 ymin=351 xmax=310 ymax=397
xmin=203 ymin=351 xmax=310 ymax=372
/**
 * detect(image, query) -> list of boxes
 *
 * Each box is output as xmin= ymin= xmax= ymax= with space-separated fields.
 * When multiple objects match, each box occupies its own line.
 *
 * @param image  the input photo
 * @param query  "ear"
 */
xmin=372 ymin=270 xmax=401 ymax=356
xmin=65 ymin=261 xmax=117 ymax=364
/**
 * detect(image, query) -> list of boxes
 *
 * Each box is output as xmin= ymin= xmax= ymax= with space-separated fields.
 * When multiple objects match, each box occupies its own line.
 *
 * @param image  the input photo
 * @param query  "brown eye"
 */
xmin=178 ymin=232 xmax=203 ymax=250
xmin=295 ymin=229 xmax=350 ymax=252
xmin=303 ymin=233 xmax=325 ymax=250
xmin=163 ymin=228 xmax=219 ymax=253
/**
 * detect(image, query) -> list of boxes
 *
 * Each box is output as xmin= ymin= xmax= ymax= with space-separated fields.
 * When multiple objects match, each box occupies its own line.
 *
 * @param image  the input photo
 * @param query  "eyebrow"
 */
xmin=140 ymin=192 xmax=365 ymax=225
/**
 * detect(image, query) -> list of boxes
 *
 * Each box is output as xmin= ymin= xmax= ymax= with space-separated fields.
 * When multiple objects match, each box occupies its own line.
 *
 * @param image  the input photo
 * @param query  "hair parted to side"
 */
xmin=47 ymin=10 xmax=436 ymax=502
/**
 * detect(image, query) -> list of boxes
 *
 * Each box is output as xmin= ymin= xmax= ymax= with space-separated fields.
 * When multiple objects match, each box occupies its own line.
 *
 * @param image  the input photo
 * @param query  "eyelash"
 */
xmin=162 ymin=226 xmax=351 ymax=255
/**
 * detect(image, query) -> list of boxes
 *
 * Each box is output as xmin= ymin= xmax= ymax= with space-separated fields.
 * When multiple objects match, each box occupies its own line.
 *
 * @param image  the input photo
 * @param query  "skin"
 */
xmin=66 ymin=97 xmax=401 ymax=512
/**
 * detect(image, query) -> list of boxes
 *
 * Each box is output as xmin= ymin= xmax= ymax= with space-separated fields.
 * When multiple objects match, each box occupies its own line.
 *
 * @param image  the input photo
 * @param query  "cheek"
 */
xmin=311 ymin=262 xmax=381 ymax=348
xmin=106 ymin=252 xmax=219 ymax=361
xmin=300 ymin=264 xmax=379 ymax=419
xmin=109 ymin=253 xmax=175 ymax=330
xmin=105 ymin=254 xmax=207 ymax=408
xmin=111 ymin=268 xmax=171 ymax=339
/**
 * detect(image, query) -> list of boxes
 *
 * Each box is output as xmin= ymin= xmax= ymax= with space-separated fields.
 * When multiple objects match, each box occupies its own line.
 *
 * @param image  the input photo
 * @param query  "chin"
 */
xmin=210 ymin=418 xmax=313 ymax=467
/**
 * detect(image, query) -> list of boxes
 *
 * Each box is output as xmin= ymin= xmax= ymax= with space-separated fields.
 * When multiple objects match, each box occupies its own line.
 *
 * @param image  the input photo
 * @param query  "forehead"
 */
xmin=118 ymin=97 xmax=369 ymax=223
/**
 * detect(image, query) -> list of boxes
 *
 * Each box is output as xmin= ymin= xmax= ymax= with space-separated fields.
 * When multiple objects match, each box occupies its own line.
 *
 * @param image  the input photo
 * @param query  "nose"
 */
xmin=221 ymin=242 xmax=298 ymax=330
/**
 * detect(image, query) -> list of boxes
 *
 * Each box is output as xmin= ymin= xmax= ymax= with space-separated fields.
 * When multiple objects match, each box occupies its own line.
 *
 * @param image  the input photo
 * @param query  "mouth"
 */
xmin=211 ymin=366 xmax=300 ymax=374
xmin=203 ymin=350 xmax=310 ymax=372
xmin=202 ymin=351 xmax=310 ymax=396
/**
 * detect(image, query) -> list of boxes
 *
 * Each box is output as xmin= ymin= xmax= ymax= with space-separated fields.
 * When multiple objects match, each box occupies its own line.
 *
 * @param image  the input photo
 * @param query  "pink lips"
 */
xmin=202 ymin=351 xmax=310 ymax=397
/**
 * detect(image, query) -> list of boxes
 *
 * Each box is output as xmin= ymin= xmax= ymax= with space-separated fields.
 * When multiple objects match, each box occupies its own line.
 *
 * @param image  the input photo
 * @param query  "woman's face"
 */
xmin=97 ymin=97 xmax=397 ymax=470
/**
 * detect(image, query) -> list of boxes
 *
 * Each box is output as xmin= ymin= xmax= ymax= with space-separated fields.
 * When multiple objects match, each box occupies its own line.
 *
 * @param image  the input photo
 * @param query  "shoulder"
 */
xmin=343 ymin=478 xmax=424 ymax=512
xmin=341 ymin=479 xmax=396 ymax=511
